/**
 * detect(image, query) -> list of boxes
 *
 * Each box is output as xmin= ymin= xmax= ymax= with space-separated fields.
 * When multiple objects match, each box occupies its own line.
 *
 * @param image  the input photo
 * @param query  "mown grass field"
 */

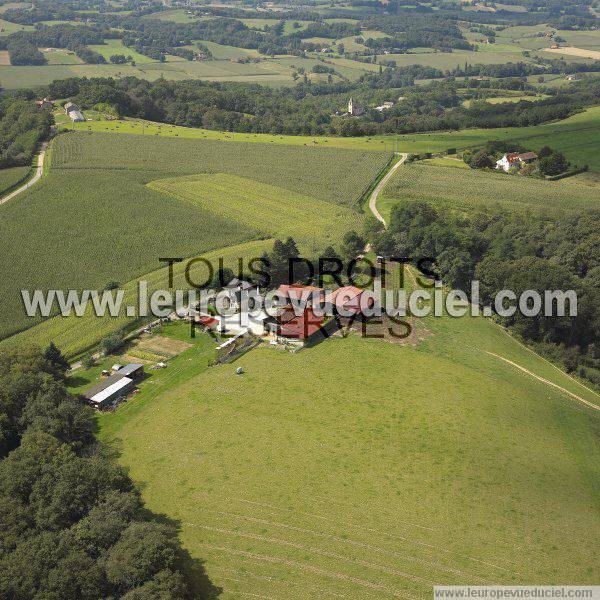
xmin=87 ymin=39 xmax=160 ymax=64
xmin=148 ymin=173 xmax=360 ymax=252
xmin=0 ymin=131 xmax=388 ymax=347
xmin=60 ymin=105 xmax=600 ymax=170
xmin=93 ymin=283 xmax=600 ymax=598
xmin=378 ymin=161 xmax=600 ymax=220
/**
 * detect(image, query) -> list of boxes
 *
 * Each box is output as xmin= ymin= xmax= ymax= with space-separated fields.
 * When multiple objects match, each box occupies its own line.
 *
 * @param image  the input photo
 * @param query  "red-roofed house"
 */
xmin=195 ymin=315 xmax=219 ymax=330
xmin=276 ymin=284 xmax=324 ymax=303
xmin=265 ymin=305 xmax=325 ymax=344
xmin=496 ymin=151 xmax=538 ymax=172
xmin=325 ymin=285 xmax=373 ymax=316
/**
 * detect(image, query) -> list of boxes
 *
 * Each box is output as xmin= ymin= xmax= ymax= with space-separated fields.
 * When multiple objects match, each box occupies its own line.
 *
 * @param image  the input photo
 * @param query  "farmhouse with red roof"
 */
xmin=496 ymin=151 xmax=538 ymax=172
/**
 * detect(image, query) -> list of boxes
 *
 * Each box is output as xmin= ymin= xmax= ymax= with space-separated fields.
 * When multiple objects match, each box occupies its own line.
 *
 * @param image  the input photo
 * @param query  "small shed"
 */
xmin=83 ymin=374 xmax=134 ymax=409
xmin=68 ymin=110 xmax=85 ymax=122
xmin=116 ymin=363 xmax=144 ymax=379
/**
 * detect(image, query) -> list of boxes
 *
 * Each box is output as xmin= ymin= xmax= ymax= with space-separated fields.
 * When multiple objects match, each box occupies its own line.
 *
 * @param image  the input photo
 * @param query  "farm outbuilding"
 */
xmin=265 ymin=305 xmax=325 ymax=346
xmin=82 ymin=363 xmax=144 ymax=409
xmin=83 ymin=374 xmax=134 ymax=409
xmin=68 ymin=110 xmax=85 ymax=122
xmin=115 ymin=363 xmax=144 ymax=378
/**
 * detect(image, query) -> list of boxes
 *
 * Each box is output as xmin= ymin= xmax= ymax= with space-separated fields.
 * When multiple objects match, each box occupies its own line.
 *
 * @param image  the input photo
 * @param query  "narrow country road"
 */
xmin=368 ymin=152 xmax=408 ymax=227
xmin=0 ymin=141 xmax=48 ymax=206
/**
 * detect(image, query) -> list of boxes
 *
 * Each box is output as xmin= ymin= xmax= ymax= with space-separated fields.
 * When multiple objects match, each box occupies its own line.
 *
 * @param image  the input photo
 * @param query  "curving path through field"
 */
xmin=0 ymin=141 xmax=48 ymax=206
xmin=367 ymin=154 xmax=600 ymax=411
xmin=368 ymin=152 xmax=408 ymax=227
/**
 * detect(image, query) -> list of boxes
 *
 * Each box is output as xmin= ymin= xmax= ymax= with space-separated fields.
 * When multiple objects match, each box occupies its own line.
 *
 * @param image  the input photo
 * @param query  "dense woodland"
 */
xmin=372 ymin=203 xmax=600 ymax=386
xmin=0 ymin=345 xmax=204 ymax=599
xmin=0 ymin=98 xmax=51 ymax=168
xmin=29 ymin=71 xmax=600 ymax=137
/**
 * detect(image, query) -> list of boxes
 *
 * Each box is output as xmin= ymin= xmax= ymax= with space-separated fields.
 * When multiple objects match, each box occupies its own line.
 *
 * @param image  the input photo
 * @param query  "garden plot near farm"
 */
xmin=0 ymin=131 xmax=389 ymax=345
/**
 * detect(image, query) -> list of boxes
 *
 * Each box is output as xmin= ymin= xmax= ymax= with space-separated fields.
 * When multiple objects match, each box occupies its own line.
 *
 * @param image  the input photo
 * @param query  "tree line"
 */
xmin=0 ymin=344 xmax=216 ymax=598
xmin=0 ymin=98 xmax=51 ymax=168
xmin=371 ymin=202 xmax=600 ymax=387
xmin=35 ymin=69 xmax=600 ymax=138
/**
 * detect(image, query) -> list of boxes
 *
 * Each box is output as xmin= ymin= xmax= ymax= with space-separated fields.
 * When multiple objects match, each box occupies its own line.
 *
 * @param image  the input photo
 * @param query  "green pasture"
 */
xmin=556 ymin=29 xmax=600 ymax=50
xmin=60 ymin=105 xmax=600 ymax=169
xmin=195 ymin=41 xmax=262 ymax=60
xmin=422 ymin=156 xmax=469 ymax=169
xmin=94 ymin=281 xmax=600 ymax=598
xmin=40 ymin=48 xmax=83 ymax=65
xmin=148 ymin=173 xmax=360 ymax=252
xmin=0 ymin=17 xmax=33 ymax=35
xmin=87 ymin=39 xmax=161 ymax=64
xmin=378 ymin=161 xmax=600 ymax=221
xmin=383 ymin=48 xmax=531 ymax=70
xmin=0 ymin=131 xmax=388 ymax=345
xmin=0 ymin=55 xmax=298 ymax=88
xmin=282 ymin=20 xmax=312 ymax=34
xmin=239 ymin=17 xmax=274 ymax=30
xmin=144 ymin=8 xmax=206 ymax=23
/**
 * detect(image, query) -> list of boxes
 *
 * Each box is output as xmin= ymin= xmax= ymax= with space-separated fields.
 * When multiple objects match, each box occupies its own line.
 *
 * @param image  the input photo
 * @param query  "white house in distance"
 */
xmin=64 ymin=101 xmax=85 ymax=122
xmin=495 ymin=151 xmax=538 ymax=172
xmin=375 ymin=101 xmax=394 ymax=112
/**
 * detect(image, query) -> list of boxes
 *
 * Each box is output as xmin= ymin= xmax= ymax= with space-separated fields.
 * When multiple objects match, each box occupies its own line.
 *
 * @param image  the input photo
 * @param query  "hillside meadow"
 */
xmin=61 ymin=105 xmax=600 ymax=171
xmin=92 ymin=282 xmax=600 ymax=598
xmin=0 ymin=131 xmax=389 ymax=345
xmin=378 ymin=160 xmax=600 ymax=220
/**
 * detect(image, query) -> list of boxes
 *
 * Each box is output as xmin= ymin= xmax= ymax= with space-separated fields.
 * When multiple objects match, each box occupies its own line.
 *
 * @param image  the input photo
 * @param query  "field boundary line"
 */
xmin=188 ymin=523 xmax=436 ymax=585
xmin=0 ymin=141 xmax=48 ymax=205
xmin=485 ymin=351 xmax=600 ymax=411
xmin=195 ymin=543 xmax=419 ymax=599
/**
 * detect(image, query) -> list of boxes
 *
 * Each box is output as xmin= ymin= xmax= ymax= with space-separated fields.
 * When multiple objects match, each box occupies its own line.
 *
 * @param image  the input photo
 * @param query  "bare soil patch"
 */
xmin=137 ymin=334 xmax=193 ymax=357
xmin=543 ymin=46 xmax=600 ymax=59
